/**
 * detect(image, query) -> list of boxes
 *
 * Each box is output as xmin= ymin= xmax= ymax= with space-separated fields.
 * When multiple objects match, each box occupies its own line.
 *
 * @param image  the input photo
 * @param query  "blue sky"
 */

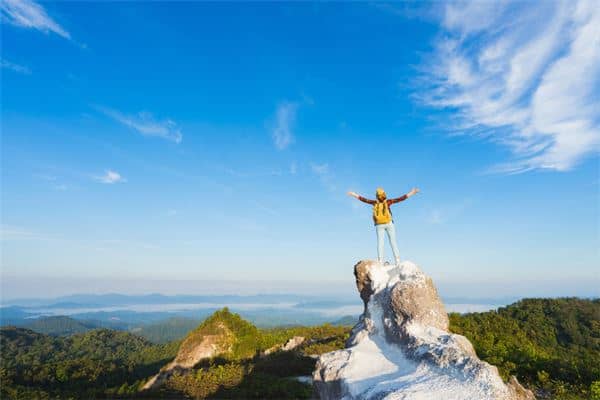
xmin=1 ymin=1 xmax=599 ymax=300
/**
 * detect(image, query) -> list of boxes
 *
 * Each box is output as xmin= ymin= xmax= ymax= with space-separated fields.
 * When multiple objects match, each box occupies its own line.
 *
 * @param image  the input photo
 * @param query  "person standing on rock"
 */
xmin=347 ymin=187 xmax=420 ymax=265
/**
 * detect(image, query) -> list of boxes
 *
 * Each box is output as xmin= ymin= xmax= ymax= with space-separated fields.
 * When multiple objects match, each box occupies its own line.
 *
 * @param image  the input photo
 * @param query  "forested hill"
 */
xmin=19 ymin=315 xmax=98 ymax=336
xmin=450 ymin=297 xmax=600 ymax=399
xmin=0 ymin=327 xmax=180 ymax=399
xmin=0 ymin=313 xmax=348 ymax=399
xmin=0 ymin=298 xmax=598 ymax=399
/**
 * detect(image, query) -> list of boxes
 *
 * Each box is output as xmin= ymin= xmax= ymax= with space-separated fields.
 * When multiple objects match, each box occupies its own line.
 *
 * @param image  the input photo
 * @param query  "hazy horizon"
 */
xmin=2 ymin=273 xmax=598 ymax=302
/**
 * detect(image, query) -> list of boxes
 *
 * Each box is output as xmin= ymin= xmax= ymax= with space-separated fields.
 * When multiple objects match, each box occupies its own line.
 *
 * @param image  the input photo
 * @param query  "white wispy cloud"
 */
xmin=1 ymin=59 xmax=31 ymax=74
xmin=98 ymin=107 xmax=183 ymax=144
xmin=0 ymin=225 xmax=39 ymax=241
xmin=426 ymin=198 xmax=473 ymax=225
xmin=95 ymin=170 xmax=126 ymax=184
xmin=310 ymin=162 xmax=337 ymax=192
xmin=92 ymin=239 xmax=160 ymax=251
xmin=1 ymin=0 xmax=70 ymax=39
xmin=271 ymin=101 xmax=298 ymax=150
xmin=427 ymin=209 xmax=444 ymax=225
xmin=310 ymin=163 xmax=329 ymax=175
xmin=419 ymin=0 xmax=600 ymax=172
xmin=32 ymin=173 xmax=71 ymax=191
xmin=33 ymin=173 xmax=57 ymax=181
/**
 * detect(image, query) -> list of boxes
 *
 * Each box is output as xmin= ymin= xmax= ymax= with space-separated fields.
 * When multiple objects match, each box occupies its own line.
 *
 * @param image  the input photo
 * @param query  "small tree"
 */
xmin=590 ymin=381 xmax=600 ymax=400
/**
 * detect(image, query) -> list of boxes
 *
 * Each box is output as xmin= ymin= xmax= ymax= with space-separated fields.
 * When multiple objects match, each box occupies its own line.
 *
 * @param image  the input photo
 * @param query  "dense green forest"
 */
xmin=449 ymin=298 xmax=600 ymax=399
xmin=157 ymin=309 xmax=348 ymax=399
xmin=11 ymin=314 xmax=204 ymax=343
xmin=0 ymin=310 xmax=347 ymax=400
xmin=1 ymin=298 xmax=598 ymax=399
xmin=0 ymin=326 xmax=180 ymax=399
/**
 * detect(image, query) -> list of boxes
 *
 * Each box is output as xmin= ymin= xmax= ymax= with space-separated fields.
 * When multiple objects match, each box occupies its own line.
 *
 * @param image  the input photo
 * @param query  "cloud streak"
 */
xmin=1 ymin=59 xmax=31 ymax=74
xmin=98 ymin=107 xmax=183 ymax=144
xmin=426 ymin=198 xmax=473 ymax=225
xmin=271 ymin=102 xmax=297 ymax=150
xmin=1 ymin=0 xmax=70 ymax=39
xmin=419 ymin=0 xmax=600 ymax=172
xmin=95 ymin=170 xmax=126 ymax=184
xmin=0 ymin=225 xmax=39 ymax=241
xmin=310 ymin=162 xmax=337 ymax=192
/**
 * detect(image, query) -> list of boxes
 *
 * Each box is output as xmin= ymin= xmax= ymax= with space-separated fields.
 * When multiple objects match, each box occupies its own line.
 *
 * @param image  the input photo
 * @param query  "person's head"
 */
xmin=376 ymin=187 xmax=386 ymax=201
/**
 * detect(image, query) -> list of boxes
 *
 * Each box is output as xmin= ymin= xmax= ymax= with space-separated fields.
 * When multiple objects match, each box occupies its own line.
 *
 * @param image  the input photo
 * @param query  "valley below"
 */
xmin=1 ymin=289 xmax=598 ymax=399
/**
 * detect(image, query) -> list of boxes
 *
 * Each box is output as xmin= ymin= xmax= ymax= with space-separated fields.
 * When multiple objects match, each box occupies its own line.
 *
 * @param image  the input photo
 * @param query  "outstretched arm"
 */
xmin=347 ymin=191 xmax=376 ymax=205
xmin=389 ymin=187 xmax=420 ymax=204
xmin=406 ymin=187 xmax=420 ymax=197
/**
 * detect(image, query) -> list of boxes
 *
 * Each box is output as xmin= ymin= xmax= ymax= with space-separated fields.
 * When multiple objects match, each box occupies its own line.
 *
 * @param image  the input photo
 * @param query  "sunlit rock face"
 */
xmin=313 ymin=260 xmax=535 ymax=400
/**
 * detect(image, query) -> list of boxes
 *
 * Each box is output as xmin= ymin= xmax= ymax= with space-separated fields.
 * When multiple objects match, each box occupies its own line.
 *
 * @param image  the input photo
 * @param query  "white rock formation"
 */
xmin=313 ymin=260 xmax=535 ymax=400
xmin=263 ymin=335 xmax=306 ymax=356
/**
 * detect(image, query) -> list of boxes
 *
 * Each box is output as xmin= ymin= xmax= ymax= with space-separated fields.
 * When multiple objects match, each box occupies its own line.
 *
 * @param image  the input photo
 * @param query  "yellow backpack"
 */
xmin=373 ymin=201 xmax=392 ymax=224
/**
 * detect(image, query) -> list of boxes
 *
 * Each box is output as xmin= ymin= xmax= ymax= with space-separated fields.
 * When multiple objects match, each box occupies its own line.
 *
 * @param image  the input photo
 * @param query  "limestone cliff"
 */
xmin=313 ymin=260 xmax=535 ymax=400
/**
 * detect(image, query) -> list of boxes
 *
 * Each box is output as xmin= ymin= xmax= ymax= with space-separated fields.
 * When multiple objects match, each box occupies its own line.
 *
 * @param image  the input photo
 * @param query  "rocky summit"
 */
xmin=313 ymin=260 xmax=535 ymax=400
xmin=142 ymin=308 xmax=260 ymax=391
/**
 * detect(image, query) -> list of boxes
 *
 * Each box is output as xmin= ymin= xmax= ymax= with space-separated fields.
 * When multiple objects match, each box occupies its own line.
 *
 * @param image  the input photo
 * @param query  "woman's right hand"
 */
xmin=347 ymin=191 xmax=359 ymax=198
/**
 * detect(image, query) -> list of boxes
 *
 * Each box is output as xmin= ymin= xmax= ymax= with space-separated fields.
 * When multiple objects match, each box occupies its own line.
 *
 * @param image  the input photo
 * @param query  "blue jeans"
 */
xmin=376 ymin=222 xmax=400 ymax=262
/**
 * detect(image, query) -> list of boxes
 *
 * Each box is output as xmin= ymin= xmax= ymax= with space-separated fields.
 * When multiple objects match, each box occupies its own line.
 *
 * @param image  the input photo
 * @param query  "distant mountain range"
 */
xmin=2 ymin=293 xmax=324 ymax=307
xmin=2 ymin=313 xmax=357 ymax=344
xmin=0 ymin=294 xmax=360 ymax=342
xmin=0 ymin=292 xmax=512 ymax=339
xmin=20 ymin=315 xmax=99 ymax=336
xmin=2 ymin=293 xmax=517 ymax=308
